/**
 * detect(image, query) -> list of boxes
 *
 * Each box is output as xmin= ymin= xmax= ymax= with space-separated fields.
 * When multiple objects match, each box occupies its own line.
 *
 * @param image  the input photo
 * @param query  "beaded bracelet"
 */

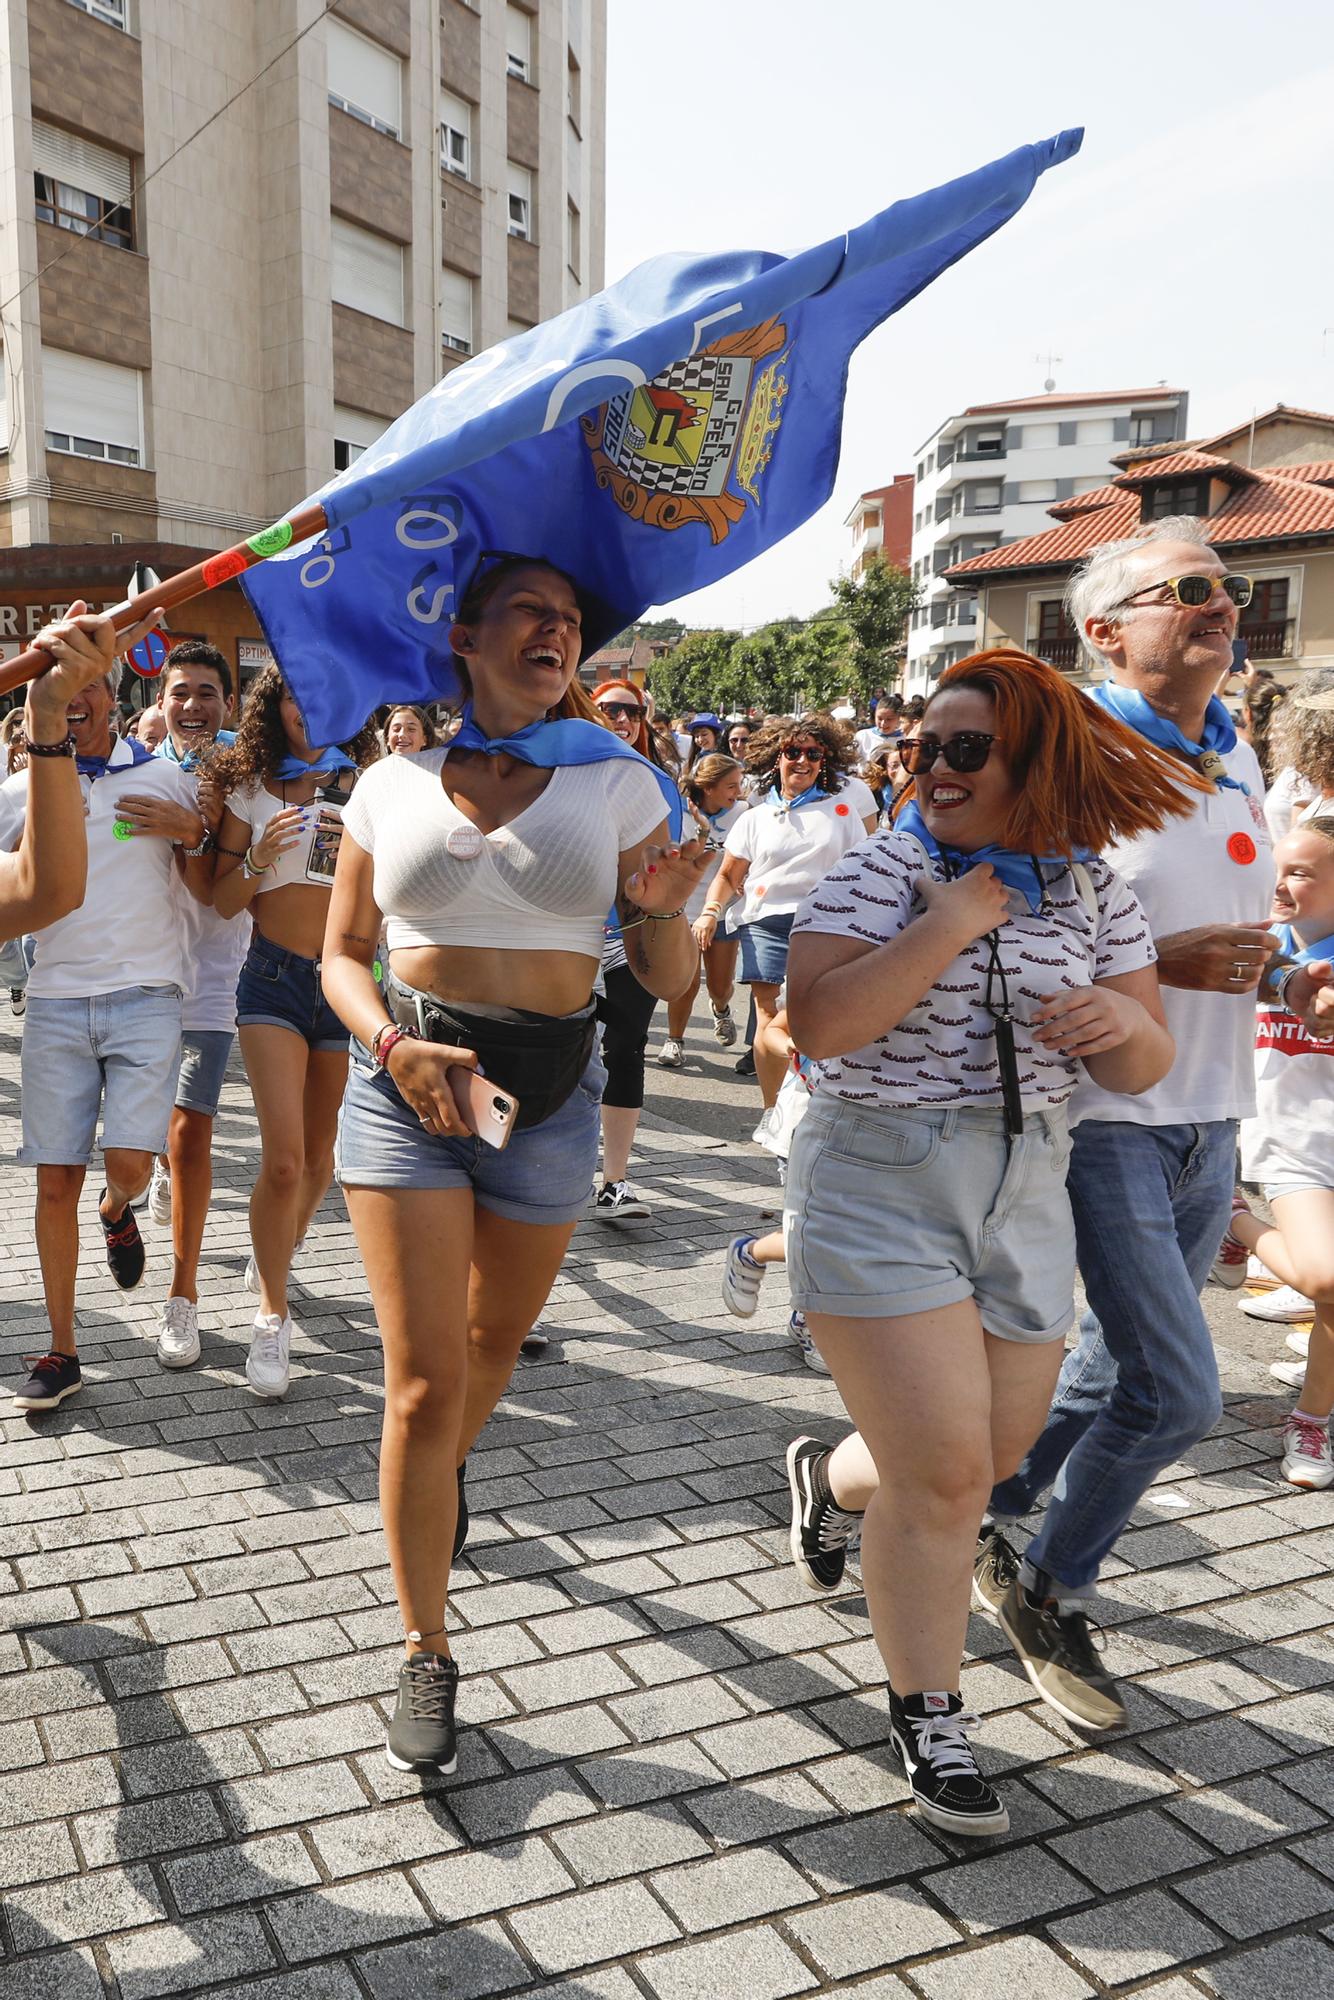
xmin=24 ymin=733 xmax=76 ymax=758
xmin=619 ymin=907 xmax=686 ymax=932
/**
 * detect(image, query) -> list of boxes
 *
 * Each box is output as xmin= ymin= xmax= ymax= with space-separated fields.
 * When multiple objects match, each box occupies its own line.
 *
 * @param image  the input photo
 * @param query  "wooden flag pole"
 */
xmin=0 ymin=502 xmax=330 ymax=699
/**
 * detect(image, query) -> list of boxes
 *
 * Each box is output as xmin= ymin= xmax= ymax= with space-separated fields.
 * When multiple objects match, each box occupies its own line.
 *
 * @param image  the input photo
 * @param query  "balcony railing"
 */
xmin=1037 ymin=635 xmax=1083 ymax=670
xmin=1239 ymin=619 xmax=1294 ymax=661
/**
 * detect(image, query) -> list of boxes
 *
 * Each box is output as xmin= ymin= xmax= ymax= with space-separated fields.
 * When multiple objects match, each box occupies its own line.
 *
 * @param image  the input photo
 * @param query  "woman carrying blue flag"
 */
xmin=319 ymin=554 xmax=708 ymax=1776
xmin=212 ymin=670 xmax=379 ymax=1399
xmin=778 ymin=650 xmax=1198 ymax=1837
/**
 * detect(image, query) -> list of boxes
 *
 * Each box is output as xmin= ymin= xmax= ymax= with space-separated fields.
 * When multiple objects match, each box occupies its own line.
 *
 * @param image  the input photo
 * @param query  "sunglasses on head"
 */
xmin=1117 ymin=572 xmax=1254 ymax=612
xmin=899 ymin=731 xmax=1000 ymax=775
xmin=597 ymin=701 xmax=643 ymax=721
xmin=780 ymin=745 xmax=823 ymax=762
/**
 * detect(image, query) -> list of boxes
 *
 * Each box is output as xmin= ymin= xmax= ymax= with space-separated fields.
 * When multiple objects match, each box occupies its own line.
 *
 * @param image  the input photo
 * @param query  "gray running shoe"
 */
xmin=998 ymin=1579 xmax=1127 ymax=1732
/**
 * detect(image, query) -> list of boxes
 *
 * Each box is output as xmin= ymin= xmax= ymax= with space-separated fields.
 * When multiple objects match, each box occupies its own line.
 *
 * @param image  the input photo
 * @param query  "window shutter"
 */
xmin=327 ymin=21 xmax=401 ymax=135
xmin=506 ymin=4 xmax=531 ymax=78
xmin=331 ymin=218 xmax=404 ymax=326
xmin=332 ymin=405 xmax=386 ymax=451
xmin=32 ymin=122 xmax=133 ymax=205
xmin=43 ymin=347 xmax=141 ymax=451
xmin=440 ymin=267 xmax=473 ymax=352
xmin=439 ymin=89 xmax=471 ymax=176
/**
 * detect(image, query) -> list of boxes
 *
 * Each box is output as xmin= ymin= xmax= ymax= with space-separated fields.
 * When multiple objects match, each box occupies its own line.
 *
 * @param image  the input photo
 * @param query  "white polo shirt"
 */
xmin=1071 ymin=743 xmax=1276 ymax=1128
xmin=724 ymin=788 xmax=869 ymax=925
xmin=0 ymin=738 xmax=197 ymax=1000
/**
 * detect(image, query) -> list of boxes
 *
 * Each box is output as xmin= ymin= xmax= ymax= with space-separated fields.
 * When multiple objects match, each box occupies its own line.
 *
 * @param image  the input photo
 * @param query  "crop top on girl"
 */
xmin=229 ymin=780 xmax=329 ymax=894
xmin=341 ymin=746 xmax=667 ymax=959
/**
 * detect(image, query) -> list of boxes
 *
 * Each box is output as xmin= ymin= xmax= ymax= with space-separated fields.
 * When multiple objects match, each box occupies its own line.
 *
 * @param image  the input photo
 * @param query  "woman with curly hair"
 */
xmin=694 ymin=712 xmax=876 ymax=1108
xmin=211 ymin=667 xmax=378 ymax=1396
xmin=1264 ymin=668 xmax=1334 ymax=841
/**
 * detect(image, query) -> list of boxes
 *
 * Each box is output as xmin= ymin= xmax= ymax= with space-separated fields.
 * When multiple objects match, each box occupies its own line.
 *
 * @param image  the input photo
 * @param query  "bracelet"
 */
xmin=619 ymin=907 xmax=686 ymax=932
xmin=242 ymin=846 xmax=274 ymax=880
xmin=372 ymin=1022 xmax=420 ymax=1069
xmin=23 ymin=733 xmax=75 ymax=758
xmin=701 ymin=905 xmax=724 ymax=920
xmin=1273 ymin=963 xmax=1303 ymax=1013
xmin=215 ymin=843 xmax=247 ymax=858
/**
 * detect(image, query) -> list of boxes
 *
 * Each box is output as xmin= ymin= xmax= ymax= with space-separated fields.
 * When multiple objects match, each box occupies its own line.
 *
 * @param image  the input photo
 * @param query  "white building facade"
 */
xmin=904 ymin=387 xmax=1188 ymax=691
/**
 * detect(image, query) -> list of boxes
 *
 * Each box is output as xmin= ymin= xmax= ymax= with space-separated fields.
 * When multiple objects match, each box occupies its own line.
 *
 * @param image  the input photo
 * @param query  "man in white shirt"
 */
xmin=4 ymin=624 xmax=214 ymax=1411
xmin=976 ymin=519 xmax=1332 ymax=1731
xmin=852 ymin=694 xmax=904 ymax=766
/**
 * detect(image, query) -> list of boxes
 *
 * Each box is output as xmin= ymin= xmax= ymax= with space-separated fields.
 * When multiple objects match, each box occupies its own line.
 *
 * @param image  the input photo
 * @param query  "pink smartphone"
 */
xmin=449 ymin=1066 xmax=519 ymax=1150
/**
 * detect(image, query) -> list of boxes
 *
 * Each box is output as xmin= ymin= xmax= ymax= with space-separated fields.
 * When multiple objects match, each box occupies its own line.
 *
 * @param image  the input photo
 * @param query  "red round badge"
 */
xmin=835 ymin=802 xmax=850 ymax=816
xmin=1227 ymin=832 xmax=1257 ymax=865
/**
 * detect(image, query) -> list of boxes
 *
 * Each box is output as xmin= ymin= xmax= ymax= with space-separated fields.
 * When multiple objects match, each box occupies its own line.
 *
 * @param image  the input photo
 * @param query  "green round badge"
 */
xmin=246 ymin=521 xmax=294 ymax=559
xmin=113 ymin=820 xmax=134 ymax=841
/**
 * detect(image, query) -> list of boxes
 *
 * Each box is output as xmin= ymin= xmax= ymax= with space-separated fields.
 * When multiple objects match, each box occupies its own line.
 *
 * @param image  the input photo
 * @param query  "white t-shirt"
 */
xmin=853 ymin=726 xmax=900 ymax=765
xmin=1264 ymin=765 xmax=1316 ymax=844
xmin=154 ymin=743 xmax=251 ymax=1034
xmin=685 ymin=796 xmax=748 ymax=922
xmin=1071 ymin=744 xmax=1276 ymax=1128
xmin=342 ymin=747 xmax=666 ymax=960
xmin=1241 ymin=989 xmax=1334 ymax=1188
xmin=0 ymin=738 xmax=197 ymax=1000
xmin=793 ymin=831 xmax=1155 ymax=1112
xmin=723 ymin=789 xmax=869 ymax=926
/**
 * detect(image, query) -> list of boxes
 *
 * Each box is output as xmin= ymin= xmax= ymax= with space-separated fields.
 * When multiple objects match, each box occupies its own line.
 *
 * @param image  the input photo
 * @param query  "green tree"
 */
xmin=828 ymin=555 xmax=919 ymax=705
xmin=648 ymin=627 xmax=740 ymax=718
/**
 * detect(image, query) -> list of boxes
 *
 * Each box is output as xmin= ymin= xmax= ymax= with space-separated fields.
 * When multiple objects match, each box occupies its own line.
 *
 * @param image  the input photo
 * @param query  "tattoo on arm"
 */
xmin=340 ymin=931 xmax=375 ymax=948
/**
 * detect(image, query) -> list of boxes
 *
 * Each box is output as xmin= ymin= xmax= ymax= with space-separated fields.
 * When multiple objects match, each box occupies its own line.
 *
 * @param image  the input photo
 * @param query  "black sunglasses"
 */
xmin=780 ymin=745 xmax=824 ymax=762
xmin=598 ymin=701 xmax=644 ymax=721
xmin=899 ymin=731 xmax=1000 ymax=776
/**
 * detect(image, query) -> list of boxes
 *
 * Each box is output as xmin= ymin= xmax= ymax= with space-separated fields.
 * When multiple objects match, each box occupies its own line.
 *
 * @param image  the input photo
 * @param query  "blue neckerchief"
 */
xmin=452 ymin=702 xmax=682 ymax=839
xmin=765 ymin=783 xmax=830 ymax=816
xmin=156 ymin=727 xmax=236 ymax=772
xmin=77 ymin=740 xmax=152 ymax=781
xmin=274 ymin=748 xmax=357 ymax=783
xmin=1088 ymin=682 xmax=1247 ymax=793
xmin=1267 ymin=922 xmax=1334 ymax=1000
xmin=897 ymin=800 xmax=1092 ymax=916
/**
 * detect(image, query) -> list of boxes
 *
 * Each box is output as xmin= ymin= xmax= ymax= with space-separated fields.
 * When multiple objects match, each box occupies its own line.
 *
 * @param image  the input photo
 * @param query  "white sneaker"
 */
xmin=710 ymin=1002 xmax=737 ymax=1047
xmin=791 ymin=1310 xmax=830 ymax=1375
xmin=156 ymin=1295 xmax=200 ymax=1369
xmin=246 ymin=1312 xmax=292 ymax=1399
xmin=1288 ymin=1328 xmax=1312 ymax=1358
xmin=1281 ymin=1415 xmax=1334 ymax=1490
xmin=1270 ymin=1359 xmax=1307 ymax=1389
xmin=594 ymin=1181 xmax=651 ymax=1221
xmin=722 ymin=1236 xmax=765 ymax=1317
xmin=656 ymin=1038 xmax=684 ymax=1069
xmin=1240 ymin=1284 xmax=1315 ymax=1323
xmin=147 ymin=1156 xmax=172 ymax=1227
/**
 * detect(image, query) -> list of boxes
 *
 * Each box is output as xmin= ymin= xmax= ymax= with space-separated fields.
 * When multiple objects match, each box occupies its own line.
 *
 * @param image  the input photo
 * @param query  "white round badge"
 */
xmin=445 ymin=824 xmax=484 ymax=860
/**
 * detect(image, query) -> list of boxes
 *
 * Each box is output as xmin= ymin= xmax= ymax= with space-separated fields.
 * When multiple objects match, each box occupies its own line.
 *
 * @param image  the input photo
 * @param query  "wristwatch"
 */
xmin=181 ymin=827 xmax=214 ymax=858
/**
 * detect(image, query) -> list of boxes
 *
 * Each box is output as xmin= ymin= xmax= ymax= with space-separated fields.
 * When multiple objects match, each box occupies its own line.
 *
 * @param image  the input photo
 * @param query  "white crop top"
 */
xmin=229 ymin=778 xmax=338 ymax=894
xmin=341 ymin=747 xmax=668 ymax=958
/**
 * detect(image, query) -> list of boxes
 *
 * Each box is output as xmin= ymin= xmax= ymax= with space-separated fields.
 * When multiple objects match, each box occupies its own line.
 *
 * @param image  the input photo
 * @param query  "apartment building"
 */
xmin=845 ymin=473 xmax=913 ymax=579
xmin=0 ymin=0 xmax=605 ymax=690
xmin=904 ymin=385 xmax=1188 ymax=692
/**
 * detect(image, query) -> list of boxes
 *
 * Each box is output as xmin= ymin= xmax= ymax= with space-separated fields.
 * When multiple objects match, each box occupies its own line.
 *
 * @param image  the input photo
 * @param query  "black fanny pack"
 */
xmin=388 ymin=979 xmax=595 ymax=1131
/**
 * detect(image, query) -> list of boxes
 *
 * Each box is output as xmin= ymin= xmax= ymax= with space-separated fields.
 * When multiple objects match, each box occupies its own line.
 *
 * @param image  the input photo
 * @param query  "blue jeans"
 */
xmin=989 ymin=1118 xmax=1236 ymax=1591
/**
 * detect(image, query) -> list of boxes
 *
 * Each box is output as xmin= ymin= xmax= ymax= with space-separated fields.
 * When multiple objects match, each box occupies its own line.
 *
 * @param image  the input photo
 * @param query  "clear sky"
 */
xmin=604 ymin=0 xmax=1334 ymax=631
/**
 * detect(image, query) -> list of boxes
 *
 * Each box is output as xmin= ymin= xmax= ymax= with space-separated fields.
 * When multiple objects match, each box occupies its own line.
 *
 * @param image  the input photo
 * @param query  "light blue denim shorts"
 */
xmin=18 ymin=985 xmax=183 ymax=1166
xmin=783 ymin=1092 xmax=1076 ymax=1342
xmin=336 ymin=1038 xmax=606 ymax=1224
xmin=175 ymin=1030 xmax=234 ymax=1119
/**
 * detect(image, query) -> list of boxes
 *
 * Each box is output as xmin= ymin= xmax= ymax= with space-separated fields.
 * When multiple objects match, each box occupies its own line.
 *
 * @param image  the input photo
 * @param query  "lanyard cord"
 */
xmin=940 ymin=852 xmax=1028 ymax=1143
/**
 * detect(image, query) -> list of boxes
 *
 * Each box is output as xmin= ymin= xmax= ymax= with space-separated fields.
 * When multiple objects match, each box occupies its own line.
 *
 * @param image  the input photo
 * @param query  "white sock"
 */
xmin=1292 ymin=1409 xmax=1329 ymax=1429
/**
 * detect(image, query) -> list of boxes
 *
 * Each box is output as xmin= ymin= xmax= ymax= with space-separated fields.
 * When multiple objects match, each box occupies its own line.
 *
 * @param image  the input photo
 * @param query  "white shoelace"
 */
xmin=163 ymin=1298 xmax=193 ymax=1334
xmin=253 ymin=1318 xmax=288 ymax=1363
xmin=818 ymin=1503 xmax=861 ymax=1553
xmin=908 ymin=1707 xmax=984 ymax=1780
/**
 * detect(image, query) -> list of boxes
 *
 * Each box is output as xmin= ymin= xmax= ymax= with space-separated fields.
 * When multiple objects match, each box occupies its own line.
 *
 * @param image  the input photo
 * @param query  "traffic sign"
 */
xmin=127 ymin=629 xmax=170 ymax=678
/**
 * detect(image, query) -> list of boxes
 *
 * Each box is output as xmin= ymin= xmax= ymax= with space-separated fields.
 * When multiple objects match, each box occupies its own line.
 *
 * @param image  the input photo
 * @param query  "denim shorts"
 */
xmin=175 ymin=1030 xmax=234 ymax=1118
xmin=335 ymin=1038 xmax=606 ymax=1224
xmin=235 ymin=935 xmax=348 ymax=1052
xmin=18 ymin=985 xmax=183 ymax=1166
xmin=738 ymin=912 xmax=795 ymax=985
xmin=784 ymin=1092 xmax=1076 ymax=1343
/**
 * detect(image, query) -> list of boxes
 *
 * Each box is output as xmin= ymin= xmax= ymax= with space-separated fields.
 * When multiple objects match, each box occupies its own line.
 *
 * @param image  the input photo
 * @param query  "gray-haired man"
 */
xmin=976 ymin=517 xmax=1332 ymax=1728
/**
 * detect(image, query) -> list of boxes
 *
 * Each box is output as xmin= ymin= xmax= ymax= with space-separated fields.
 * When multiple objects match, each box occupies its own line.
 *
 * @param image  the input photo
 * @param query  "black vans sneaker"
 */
xmin=385 ymin=1651 xmax=459 ymax=1773
xmin=888 ymin=1689 xmax=1009 ymax=1836
xmin=972 ymin=1524 xmax=1021 ymax=1616
xmin=452 ymin=1462 xmax=469 ymax=1562
xmin=13 ymin=1350 xmax=82 ymax=1412
xmin=785 ymin=1436 xmax=861 ymax=1592
xmin=99 ymin=1193 xmax=145 ymax=1289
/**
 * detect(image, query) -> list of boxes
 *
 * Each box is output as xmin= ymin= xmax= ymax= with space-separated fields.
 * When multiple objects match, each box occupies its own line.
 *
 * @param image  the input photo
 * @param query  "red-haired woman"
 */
xmin=778 ymin=650 xmax=1204 ymax=1838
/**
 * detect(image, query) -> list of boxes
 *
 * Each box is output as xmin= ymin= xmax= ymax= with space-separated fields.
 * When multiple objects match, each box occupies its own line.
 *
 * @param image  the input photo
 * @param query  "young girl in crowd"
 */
xmin=658 ymin=751 xmax=747 ymax=1064
xmin=1215 ymin=817 xmax=1334 ymax=1488
xmin=320 ymin=560 xmax=705 ymax=1774
xmin=212 ymin=668 xmax=378 ymax=1398
xmin=383 ymin=704 xmax=438 ymax=756
xmin=779 ymin=650 xmax=1199 ymax=1837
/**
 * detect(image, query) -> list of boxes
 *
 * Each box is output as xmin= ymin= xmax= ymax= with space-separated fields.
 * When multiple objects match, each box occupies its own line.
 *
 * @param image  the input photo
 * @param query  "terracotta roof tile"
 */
xmin=1113 ymin=450 xmax=1244 ymax=485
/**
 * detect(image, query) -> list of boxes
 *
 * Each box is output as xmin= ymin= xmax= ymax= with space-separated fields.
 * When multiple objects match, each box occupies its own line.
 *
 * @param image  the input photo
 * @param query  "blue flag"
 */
xmin=244 ymin=130 xmax=1082 ymax=745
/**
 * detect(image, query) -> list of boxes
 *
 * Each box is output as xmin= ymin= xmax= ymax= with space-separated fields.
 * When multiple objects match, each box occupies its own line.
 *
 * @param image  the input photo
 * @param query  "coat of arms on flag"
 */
xmin=581 ymin=319 xmax=788 ymax=543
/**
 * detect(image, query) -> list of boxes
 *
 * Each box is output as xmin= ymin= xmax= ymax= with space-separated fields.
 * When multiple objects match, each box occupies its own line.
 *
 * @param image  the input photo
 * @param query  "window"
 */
xmin=507 ymin=163 xmax=532 ymax=240
xmin=439 ymin=89 xmax=471 ymax=179
xmin=1131 ymin=409 xmax=1176 ymax=447
xmin=1143 ymin=478 xmax=1205 ymax=520
xmin=965 ymin=481 xmax=1002 ymax=512
xmin=566 ymin=199 xmax=580 ymax=279
xmin=1076 ymin=417 xmax=1115 ymax=444
xmin=32 ymin=123 xmax=133 ymax=249
xmin=506 ymin=4 xmax=531 ymax=80
xmin=43 ymin=347 xmax=142 ymax=464
xmin=567 ymin=48 xmax=582 ymax=128
xmin=332 ymin=404 xmax=386 ymax=473
xmin=1017 ymin=480 xmax=1058 ymax=503
xmin=440 ymin=267 xmax=474 ymax=355
xmin=1036 ymin=599 xmax=1081 ymax=667
xmin=1023 ymin=422 xmax=1060 ymax=450
xmin=327 ymin=20 xmax=401 ymax=138
xmin=916 ymin=460 xmax=925 ymax=481
xmin=331 ymin=216 xmax=405 ymax=325
xmin=930 ymin=601 xmax=949 ymax=628
xmin=971 ymin=427 xmax=1004 ymax=457
xmin=63 ymin=0 xmax=127 ymax=25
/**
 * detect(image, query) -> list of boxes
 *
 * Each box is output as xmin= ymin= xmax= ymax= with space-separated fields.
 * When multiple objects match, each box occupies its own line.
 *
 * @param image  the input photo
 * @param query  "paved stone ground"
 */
xmin=2 ymin=1002 xmax=1333 ymax=1999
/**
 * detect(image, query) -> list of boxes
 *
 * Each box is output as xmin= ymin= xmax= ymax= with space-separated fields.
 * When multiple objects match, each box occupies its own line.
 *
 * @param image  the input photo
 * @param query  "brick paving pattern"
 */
xmin=1 ymin=1013 xmax=1333 ymax=1997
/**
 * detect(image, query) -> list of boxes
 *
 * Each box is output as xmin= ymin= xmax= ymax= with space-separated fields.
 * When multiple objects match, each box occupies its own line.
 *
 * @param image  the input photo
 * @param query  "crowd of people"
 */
xmin=2 ymin=519 xmax=1332 ymax=1839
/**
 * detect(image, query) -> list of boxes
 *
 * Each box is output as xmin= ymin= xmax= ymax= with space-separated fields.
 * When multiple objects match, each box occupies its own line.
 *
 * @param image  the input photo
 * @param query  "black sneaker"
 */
xmin=998 ymin=1576 xmax=1127 ymax=1732
xmin=972 ymin=1524 xmax=1021 ymax=1616
xmin=734 ymin=1049 xmax=757 ymax=1077
xmin=785 ymin=1436 xmax=860 ymax=1592
xmin=385 ymin=1651 xmax=459 ymax=1773
xmin=99 ymin=1193 xmax=145 ymax=1289
xmin=888 ymin=1689 xmax=1009 ymax=1836
xmin=13 ymin=1350 xmax=82 ymax=1412
xmin=9 ymin=988 xmax=25 ymax=1017
xmin=452 ymin=1462 xmax=469 ymax=1563
xmin=520 ymin=1326 xmax=550 ymax=1357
